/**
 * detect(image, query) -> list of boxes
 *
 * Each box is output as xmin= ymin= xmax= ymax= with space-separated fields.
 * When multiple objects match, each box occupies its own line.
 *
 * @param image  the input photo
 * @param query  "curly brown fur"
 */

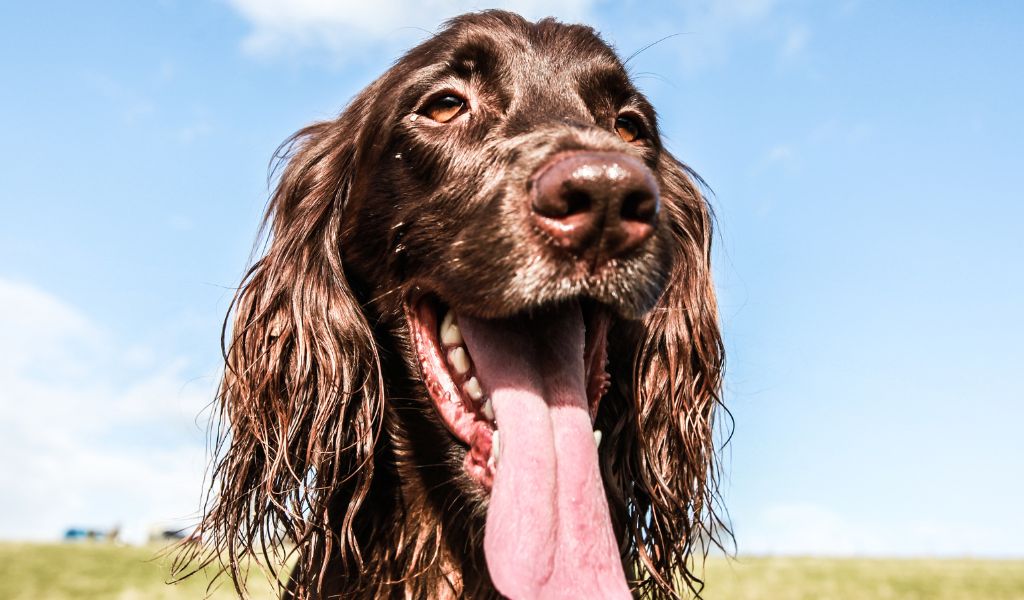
xmin=174 ymin=10 xmax=727 ymax=599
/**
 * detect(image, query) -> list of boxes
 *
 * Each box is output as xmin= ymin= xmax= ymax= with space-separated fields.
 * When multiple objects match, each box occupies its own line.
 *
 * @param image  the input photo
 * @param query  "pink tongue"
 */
xmin=460 ymin=305 xmax=630 ymax=599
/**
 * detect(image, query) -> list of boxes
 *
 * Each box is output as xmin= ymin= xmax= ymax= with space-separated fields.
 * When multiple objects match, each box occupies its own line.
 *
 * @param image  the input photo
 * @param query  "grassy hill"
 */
xmin=701 ymin=556 xmax=1024 ymax=600
xmin=1 ymin=543 xmax=1021 ymax=599
xmin=0 ymin=543 xmax=277 ymax=600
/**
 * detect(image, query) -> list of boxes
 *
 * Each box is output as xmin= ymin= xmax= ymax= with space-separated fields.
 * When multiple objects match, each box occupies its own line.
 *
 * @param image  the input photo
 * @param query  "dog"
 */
xmin=178 ymin=10 xmax=726 ymax=600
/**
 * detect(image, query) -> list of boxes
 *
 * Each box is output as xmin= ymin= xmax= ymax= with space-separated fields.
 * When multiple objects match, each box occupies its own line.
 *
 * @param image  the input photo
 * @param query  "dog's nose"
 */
xmin=530 ymin=152 xmax=659 ymax=264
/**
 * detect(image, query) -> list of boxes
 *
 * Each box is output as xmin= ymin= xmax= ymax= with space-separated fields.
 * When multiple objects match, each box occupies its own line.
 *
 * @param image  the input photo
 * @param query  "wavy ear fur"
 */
xmin=600 ymin=152 xmax=727 ymax=599
xmin=175 ymin=108 xmax=387 ymax=596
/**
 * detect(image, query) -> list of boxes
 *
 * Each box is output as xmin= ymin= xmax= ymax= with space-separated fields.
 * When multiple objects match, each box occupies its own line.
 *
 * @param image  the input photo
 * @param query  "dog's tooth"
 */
xmin=492 ymin=430 xmax=501 ymax=464
xmin=481 ymin=396 xmax=494 ymax=421
xmin=448 ymin=347 xmax=470 ymax=375
xmin=464 ymin=376 xmax=483 ymax=401
xmin=440 ymin=311 xmax=463 ymax=346
xmin=445 ymin=324 xmax=464 ymax=346
xmin=593 ymin=430 xmax=602 ymax=448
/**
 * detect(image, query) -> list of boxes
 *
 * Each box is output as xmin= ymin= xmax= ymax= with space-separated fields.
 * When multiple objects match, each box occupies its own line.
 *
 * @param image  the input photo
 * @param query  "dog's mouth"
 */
xmin=407 ymin=295 xmax=611 ymax=489
xmin=406 ymin=294 xmax=631 ymax=598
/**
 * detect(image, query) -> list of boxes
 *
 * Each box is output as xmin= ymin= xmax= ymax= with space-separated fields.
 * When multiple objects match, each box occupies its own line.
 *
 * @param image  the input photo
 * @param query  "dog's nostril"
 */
xmin=621 ymin=190 xmax=658 ymax=223
xmin=532 ymin=188 xmax=591 ymax=218
xmin=563 ymin=190 xmax=592 ymax=216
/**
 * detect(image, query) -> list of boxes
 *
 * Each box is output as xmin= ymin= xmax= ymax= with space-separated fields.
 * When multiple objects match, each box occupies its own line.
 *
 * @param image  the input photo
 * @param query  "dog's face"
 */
xmin=343 ymin=16 xmax=672 ymax=320
xmin=190 ymin=11 xmax=724 ymax=600
xmin=334 ymin=13 xmax=704 ymax=597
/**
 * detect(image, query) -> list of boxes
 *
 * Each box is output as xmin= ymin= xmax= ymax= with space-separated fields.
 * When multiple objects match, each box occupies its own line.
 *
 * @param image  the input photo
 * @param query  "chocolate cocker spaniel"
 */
xmin=178 ymin=10 xmax=726 ymax=600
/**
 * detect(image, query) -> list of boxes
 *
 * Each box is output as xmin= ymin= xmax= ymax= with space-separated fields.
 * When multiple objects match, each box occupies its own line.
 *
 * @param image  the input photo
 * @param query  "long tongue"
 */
xmin=460 ymin=305 xmax=630 ymax=599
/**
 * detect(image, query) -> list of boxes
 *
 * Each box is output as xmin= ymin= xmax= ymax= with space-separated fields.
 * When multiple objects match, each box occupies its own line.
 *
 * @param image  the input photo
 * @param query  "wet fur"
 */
xmin=175 ymin=10 xmax=727 ymax=600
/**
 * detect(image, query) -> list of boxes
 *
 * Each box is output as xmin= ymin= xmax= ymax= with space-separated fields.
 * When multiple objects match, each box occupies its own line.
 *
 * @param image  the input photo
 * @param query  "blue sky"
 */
xmin=1 ymin=1 xmax=1021 ymax=554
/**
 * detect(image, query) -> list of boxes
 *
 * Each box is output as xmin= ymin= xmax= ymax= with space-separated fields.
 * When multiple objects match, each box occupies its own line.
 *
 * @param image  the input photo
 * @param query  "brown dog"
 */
xmin=180 ymin=10 xmax=726 ymax=599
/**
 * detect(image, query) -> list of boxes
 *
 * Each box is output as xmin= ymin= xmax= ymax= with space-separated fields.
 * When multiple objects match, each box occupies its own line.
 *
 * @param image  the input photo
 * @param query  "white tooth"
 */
xmin=481 ymin=396 xmax=494 ymax=421
xmin=464 ymin=376 xmax=483 ymax=401
xmin=593 ymin=430 xmax=602 ymax=448
xmin=448 ymin=346 xmax=470 ymax=375
xmin=492 ymin=430 xmax=501 ymax=464
xmin=440 ymin=311 xmax=463 ymax=346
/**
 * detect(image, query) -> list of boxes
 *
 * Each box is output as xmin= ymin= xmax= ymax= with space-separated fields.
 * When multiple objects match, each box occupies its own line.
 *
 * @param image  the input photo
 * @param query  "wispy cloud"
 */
xmin=600 ymin=1 xmax=811 ymax=74
xmin=756 ymin=119 xmax=875 ymax=174
xmin=176 ymin=119 xmax=212 ymax=144
xmin=669 ymin=0 xmax=781 ymax=70
xmin=225 ymin=0 xmax=809 ymax=74
xmin=226 ymin=0 xmax=595 ymax=61
xmin=740 ymin=503 xmax=891 ymax=555
xmin=80 ymin=70 xmax=156 ymax=125
xmin=739 ymin=502 xmax=1024 ymax=557
xmin=0 ymin=279 xmax=214 ymax=543
xmin=765 ymin=143 xmax=796 ymax=164
xmin=780 ymin=23 xmax=809 ymax=59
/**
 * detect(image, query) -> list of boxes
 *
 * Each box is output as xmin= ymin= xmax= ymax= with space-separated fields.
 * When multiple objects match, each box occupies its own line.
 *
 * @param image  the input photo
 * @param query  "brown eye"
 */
xmin=423 ymin=94 xmax=466 ymax=123
xmin=615 ymin=116 xmax=642 ymax=143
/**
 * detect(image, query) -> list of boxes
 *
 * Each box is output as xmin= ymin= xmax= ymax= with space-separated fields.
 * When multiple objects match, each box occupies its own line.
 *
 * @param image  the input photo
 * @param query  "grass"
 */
xmin=0 ymin=542 xmax=279 ymax=599
xmin=700 ymin=556 xmax=1024 ymax=600
xmin=0 ymin=543 xmax=1022 ymax=599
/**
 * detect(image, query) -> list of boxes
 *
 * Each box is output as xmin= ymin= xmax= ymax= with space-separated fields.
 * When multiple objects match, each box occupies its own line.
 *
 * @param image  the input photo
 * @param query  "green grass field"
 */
xmin=700 ymin=556 xmax=1024 ymax=600
xmin=1 ymin=543 xmax=1021 ymax=599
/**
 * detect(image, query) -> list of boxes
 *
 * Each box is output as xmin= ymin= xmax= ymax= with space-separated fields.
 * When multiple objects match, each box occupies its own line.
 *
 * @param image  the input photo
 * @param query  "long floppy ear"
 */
xmin=601 ymin=152 xmax=727 ymax=598
xmin=175 ymin=113 xmax=385 ymax=596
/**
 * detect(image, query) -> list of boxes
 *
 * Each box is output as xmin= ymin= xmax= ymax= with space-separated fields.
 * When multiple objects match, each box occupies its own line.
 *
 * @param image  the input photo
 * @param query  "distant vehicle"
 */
xmin=147 ymin=525 xmax=189 ymax=544
xmin=63 ymin=525 xmax=120 ymax=542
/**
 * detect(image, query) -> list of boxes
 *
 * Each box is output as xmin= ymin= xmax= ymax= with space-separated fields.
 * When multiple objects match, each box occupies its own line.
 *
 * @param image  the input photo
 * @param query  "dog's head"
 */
xmin=187 ymin=11 xmax=725 ymax=599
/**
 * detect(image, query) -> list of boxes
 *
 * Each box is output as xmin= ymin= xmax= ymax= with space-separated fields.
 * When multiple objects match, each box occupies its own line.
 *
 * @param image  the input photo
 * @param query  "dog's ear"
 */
xmin=181 ymin=109 xmax=386 ymax=594
xmin=601 ymin=151 xmax=727 ymax=597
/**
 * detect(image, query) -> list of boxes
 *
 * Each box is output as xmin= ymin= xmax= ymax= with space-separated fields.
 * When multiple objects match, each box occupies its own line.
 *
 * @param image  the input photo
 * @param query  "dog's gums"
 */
xmin=407 ymin=297 xmax=498 ymax=487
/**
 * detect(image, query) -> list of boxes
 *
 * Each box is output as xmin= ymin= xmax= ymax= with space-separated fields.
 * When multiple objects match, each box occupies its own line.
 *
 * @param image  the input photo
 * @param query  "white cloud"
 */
xmin=176 ymin=120 xmax=212 ymax=144
xmin=226 ymin=0 xmax=595 ymax=59
xmin=80 ymin=70 xmax=156 ymax=125
xmin=738 ymin=502 xmax=1024 ymax=557
xmin=584 ymin=1 xmax=803 ymax=74
xmin=740 ymin=503 xmax=891 ymax=556
xmin=765 ymin=143 xmax=795 ymax=164
xmin=167 ymin=214 xmax=195 ymax=231
xmin=225 ymin=0 xmax=806 ymax=75
xmin=781 ymin=23 xmax=809 ymax=59
xmin=0 ymin=279 xmax=215 ymax=544
xmin=668 ymin=0 xmax=781 ymax=70
xmin=705 ymin=0 xmax=777 ymax=23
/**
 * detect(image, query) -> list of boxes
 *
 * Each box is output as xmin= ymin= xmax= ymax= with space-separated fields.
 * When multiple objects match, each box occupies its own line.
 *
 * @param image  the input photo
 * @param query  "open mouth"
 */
xmin=406 ymin=295 xmax=611 ymax=489
xmin=406 ymin=294 xmax=631 ymax=598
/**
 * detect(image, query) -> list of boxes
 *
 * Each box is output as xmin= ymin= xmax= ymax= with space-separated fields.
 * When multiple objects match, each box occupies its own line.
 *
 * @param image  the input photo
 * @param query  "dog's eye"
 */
xmin=423 ymin=95 xmax=467 ymax=123
xmin=615 ymin=116 xmax=642 ymax=143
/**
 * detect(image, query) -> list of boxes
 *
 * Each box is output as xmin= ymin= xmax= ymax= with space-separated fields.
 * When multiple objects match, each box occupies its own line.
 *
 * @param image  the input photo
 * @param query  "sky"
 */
xmin=1 ymin=1 xmax=1021 ymax=555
